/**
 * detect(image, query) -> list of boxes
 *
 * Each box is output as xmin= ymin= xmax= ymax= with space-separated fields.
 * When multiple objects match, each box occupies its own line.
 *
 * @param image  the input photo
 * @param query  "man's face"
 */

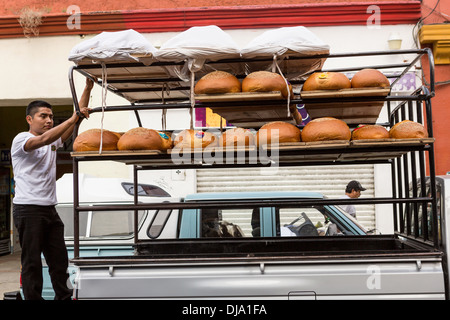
xmin=349 ymin=189 xmax=361 ymax=199
xmin=27 ymin=107 xmax=54 ymax=135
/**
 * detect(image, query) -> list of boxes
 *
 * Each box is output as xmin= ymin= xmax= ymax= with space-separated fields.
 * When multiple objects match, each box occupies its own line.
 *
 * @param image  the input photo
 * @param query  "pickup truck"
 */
xmin=49 ymin=191 xmax=368 ymax=299
xmin=6 ymin=181 xmax=367 ymax=300
xmin=69 ymin=176 xmax=450 ymax=300
xmin=61 ymin=46 xmax=445 ymax=301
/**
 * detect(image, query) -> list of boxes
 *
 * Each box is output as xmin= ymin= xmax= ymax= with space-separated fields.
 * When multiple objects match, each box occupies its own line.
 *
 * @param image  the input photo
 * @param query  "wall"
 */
xmin=420 ymin=0 xmax=450 ymax=176
xmin=0 ymin=0 xmax=417 ymax=15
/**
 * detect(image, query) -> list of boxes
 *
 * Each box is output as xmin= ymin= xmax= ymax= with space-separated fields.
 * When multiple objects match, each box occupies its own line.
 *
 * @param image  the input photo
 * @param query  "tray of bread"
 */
xmin=71 ymin=118 xmax=432 ymax=167
xmin=300 ymin=69 xmax=391 ymax=125
xmin=193 ymin=70 xmax=300 ymax=128
xmin=259 ymin=119 xmax=432 ymax=163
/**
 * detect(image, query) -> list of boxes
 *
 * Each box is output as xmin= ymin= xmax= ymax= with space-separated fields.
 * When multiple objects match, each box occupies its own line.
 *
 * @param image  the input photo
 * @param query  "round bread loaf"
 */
xmin=256 ymin=121 xmax=301 ymax=146
xmin=242 ymin=71 xmax=292 ymax=98
xmin=194 ymin=71 xmax=241 ymax=94
xmin=351 ymin=124 xmax=390 ymax=140
xmin=389 ymin=120 xmax=428 ymax=139
xmin=173 ymin=129 xmax=217 ymax=149
xmin=301 ymin=117 xmax=351 ymax=142
xmin=73 ymin=128 xmax=120 ymax=152
xmin=117 ymin=127 xmax=164 ymax=151
xmin=219 ymin=128 xmax=255 ymax=147
xmin=302 ymin=72 xmax=351 ymax=91
xmin=158 ymin=131 xmax=173 ymax=151
xmin=351 ymin=69 xmax=390 ymax=88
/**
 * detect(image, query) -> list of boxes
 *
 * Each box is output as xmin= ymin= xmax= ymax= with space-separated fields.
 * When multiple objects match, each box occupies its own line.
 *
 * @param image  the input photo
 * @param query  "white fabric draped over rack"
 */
xmin=68 ymin=29 xmax=158 ymax=65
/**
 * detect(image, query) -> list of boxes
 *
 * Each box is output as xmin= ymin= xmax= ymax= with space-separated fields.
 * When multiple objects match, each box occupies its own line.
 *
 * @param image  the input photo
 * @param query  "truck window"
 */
xmin=56 ymin=204 xmax=146 ymax=239
xmin=147 ymin=209 xmax=172 ymax=239
xmin=278 ymin=206 xmax=360 ymax=236
xmin=188 ymin=206 xmax=365 ymax=238
xmin=195 ymin=205 xmax=362 ymax=238
xmin=278 ymin=207 xmax=323 ymax=236
xmin=201 ymin=208 xmax=250 ymax=238
xmin=121 ymin=182 xmax=171 ymax=197
xmin=57 ymin=206 xmax=88 ymax=238
xmin=90 ymin=210 xmax=146 ymax=237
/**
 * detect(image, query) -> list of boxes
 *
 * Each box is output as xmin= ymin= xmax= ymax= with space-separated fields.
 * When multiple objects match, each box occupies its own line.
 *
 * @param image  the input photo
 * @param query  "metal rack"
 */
xmin=69 ymin=48 xmax=438 ymax=259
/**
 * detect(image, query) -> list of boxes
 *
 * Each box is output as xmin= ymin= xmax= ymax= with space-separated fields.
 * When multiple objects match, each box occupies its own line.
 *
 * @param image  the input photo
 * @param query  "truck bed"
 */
xmin=71 ymin=235 xmax=445 ymax=300
xmin=72 ymin=235 xmax=438 ymax=264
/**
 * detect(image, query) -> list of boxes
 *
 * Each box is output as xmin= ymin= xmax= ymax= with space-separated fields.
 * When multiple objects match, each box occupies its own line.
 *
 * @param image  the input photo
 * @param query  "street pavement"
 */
xmin=0 ymin=251 xmax=21 ymax=299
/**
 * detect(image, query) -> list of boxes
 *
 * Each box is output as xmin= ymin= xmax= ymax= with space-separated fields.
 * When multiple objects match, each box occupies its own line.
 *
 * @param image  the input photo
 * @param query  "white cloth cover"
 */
xmin=154 ymin=25 xmax=242 ymax=79
xmin=241 ymin=26 xmax=330 ymax=59
xmin=68 ymin=29 xmax=157 ymax=65
xmin=241 ymin=26 xmax=330 ymax=80
xmin=154 ymin=25 xmax=241 ymax=63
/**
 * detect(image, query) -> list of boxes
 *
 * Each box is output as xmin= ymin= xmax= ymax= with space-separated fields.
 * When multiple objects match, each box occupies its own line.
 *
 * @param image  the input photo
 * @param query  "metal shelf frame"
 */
xmin=68 ymin=49 xmax=439 ymax=259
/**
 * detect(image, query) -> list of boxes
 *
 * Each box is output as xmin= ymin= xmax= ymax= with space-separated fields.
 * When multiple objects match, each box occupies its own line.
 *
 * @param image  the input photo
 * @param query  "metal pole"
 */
xmin=424 ymin=97 xmax=439 ymax=249
xmin=68 ymin=66 xmax=80 ymax=116
xmin=73 ymin=157 xmax=80 ymax=259
xmin=134 ymin=165 xmax=139 ymax=245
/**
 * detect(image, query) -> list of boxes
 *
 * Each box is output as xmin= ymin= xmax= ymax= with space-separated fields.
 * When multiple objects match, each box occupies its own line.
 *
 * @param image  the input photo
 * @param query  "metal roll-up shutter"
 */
xmin=196 ymin=164 xmax=375 ymax=230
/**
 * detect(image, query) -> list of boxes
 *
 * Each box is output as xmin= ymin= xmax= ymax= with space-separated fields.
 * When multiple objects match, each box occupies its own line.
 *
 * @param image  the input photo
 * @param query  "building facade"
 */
xmin=1 ymin=0 xmax=447 ymax=253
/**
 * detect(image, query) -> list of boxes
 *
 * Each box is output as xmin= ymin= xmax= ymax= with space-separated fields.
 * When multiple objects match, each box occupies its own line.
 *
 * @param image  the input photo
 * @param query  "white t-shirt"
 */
xmin=339 ymin=194 xmax=357 ymax=218
xmin=11 ymin=132 xmax=63 ymax=206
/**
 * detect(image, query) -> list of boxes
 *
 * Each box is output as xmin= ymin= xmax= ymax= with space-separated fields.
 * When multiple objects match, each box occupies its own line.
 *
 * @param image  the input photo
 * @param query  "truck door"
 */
xmin=260 ymin=207 xmax=277 ymax=237
xmin=179 ymin=209 xmax=200 ymax=238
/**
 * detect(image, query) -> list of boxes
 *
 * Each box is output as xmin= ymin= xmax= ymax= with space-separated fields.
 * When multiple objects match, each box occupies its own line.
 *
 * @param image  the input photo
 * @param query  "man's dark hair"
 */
xmin=26 ymin=100 xmax=52 ymax=117
xmin=345 ymin=180 xmax=366 ymax=193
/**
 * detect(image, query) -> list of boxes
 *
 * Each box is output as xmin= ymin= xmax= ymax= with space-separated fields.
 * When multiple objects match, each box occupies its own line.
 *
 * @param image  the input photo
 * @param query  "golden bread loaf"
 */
xmin=302 ymin=72 xmax=351 ymax=91
xmin=173 ymin=129 xmax=217 ymax=149
xmin=117 ymin=127 xmax=164 ymax=151
xmin=219 ymin=128 xmax=255 ymax=147
xmin=351 ymin=124 xmax=390 ymax=140
xmin=73 ymin=129 xmax=120 ymax=152
xmin=389 ymin=120 xmax=428 ymax=139
xmin=242 ymin=71 xmax=292 ymax=98
xmin=194 ymin=71 xmax=241 ymax=94
xmin=256 ymin=121 xmax=301 ymax=146
xmin=301 ymin=117 xmax=351 ymax=142
xmin=351 ymin=69 xmax=390 ymax=88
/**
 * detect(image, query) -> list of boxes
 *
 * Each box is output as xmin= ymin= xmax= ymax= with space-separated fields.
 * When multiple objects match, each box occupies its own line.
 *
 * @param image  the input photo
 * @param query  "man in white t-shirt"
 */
xmin=11 ymin=79 xmax=92 ymax=300
xmin=340 ymin=180 xmax=366 ymax=219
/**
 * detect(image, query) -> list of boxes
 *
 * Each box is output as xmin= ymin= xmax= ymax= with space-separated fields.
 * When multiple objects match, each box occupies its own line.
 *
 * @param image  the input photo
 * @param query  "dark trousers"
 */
xmin=13 ymin=204 xmax=72 ymax=300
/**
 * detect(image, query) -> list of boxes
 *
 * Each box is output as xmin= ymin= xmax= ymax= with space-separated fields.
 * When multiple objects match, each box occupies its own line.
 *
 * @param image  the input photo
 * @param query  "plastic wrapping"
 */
xmin=68 ymin=29 xmax=158 ymax=65
xmin=241 ymin=26 xmax=330 ymax=80
xmin=154 ymin=25 xmax=242 ymax=81
xmin=241 ymin=26 xmax=329 ymax=58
